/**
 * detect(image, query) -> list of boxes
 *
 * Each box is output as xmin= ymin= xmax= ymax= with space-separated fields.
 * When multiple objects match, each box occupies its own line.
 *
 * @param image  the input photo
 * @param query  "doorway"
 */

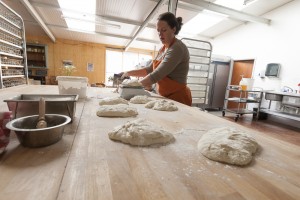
xmin=227 ymin=59 xmax=254 ymax=109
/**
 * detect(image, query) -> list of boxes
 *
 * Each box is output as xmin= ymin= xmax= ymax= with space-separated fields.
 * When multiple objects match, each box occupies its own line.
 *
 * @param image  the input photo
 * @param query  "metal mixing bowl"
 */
xmin=6 ymin=114 xmax=71 ymax=148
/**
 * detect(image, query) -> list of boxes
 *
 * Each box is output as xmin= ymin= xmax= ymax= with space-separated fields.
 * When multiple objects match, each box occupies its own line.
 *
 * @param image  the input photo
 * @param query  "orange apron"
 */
xmin=152 ymin=43 xmax=192 ymax=106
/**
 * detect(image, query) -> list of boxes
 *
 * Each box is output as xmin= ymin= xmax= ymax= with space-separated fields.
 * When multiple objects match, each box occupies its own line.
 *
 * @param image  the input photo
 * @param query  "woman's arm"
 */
xmin=121 ymin=61 xmax=153 ymax=78
xmin=122 ymin=68 xmax=148 ymax=78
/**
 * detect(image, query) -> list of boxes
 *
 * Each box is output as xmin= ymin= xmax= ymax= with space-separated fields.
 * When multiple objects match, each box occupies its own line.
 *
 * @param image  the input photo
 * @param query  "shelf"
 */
xmin=260 ymin=108 xmax=300 ymax=121
xmin=0 ymin=14 xmax=21 ymax=29
xmin=26 ymin=44 xmax=47 ymax=70
xmin=0 ymin=26 xmax=21 ymax=39
xmin=182 ymin=38 xmax=212 ymax=107
xmin=226 ymin=97 xmax=260 ymax=103
xmin=2 ymin=75 xmax=25 ymax=79
xmin=28 ymin=66 xmax=48 ymax=69
xmin=224 ymin=108 xmax=255 ymax=114
xmin=0 ymin=39 xmax=22 ymax=49
xmin=0 ymin=51 xmax=23 ymax=58
xmin=1 ymin=64 xmax=23 ymax=68
xmin=0 ymin=1 xmax=27 ymax=89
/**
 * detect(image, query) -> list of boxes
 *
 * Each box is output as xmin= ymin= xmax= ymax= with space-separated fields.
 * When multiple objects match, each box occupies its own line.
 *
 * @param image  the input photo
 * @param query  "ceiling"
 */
xmin=3 ymin=0 xmax=293 ymax=51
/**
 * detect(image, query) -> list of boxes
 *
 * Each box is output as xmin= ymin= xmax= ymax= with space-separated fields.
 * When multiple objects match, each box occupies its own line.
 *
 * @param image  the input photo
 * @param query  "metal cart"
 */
xmin=222 ymin=85 xmax=263 ymax=121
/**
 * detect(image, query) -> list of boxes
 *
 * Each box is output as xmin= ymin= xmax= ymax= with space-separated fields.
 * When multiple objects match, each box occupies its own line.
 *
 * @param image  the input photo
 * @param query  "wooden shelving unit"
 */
xmin=26 ymin=44 xmax=48 ymax=84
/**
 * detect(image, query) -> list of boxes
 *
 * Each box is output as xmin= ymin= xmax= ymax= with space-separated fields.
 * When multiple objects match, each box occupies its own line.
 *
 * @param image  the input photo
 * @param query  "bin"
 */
xmin=56 ymin=76 xmax=88 ymax=98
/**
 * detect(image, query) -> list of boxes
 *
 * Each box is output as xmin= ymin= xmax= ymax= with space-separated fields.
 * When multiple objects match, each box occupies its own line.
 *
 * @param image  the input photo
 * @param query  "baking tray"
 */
xmin=4 ymin=94 xmax=79 ymax=122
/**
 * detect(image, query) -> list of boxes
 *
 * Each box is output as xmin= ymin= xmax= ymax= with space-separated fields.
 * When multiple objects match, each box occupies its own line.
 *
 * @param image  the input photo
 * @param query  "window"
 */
xmin=105 ymin=50 xmax=152 ymax=85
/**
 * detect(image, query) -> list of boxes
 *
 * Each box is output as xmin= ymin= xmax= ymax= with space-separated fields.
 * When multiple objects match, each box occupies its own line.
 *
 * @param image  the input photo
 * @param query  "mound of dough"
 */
xmin=198 ymin=127 xmax=258 ymax=166
xmin=121 ymin=79 xmax=142 ymax=87
xmin=145 ymin=99 xmax=178 ymax=111
xmin=96 ymin=104 xmax=138 ymax=117
xmin=99 ymin=97 xmax=128 ymax=105
xmin=130 ymin=95 xmax=152 ymax=104
xmin=108 ymin=118 xmax=175 ymax=146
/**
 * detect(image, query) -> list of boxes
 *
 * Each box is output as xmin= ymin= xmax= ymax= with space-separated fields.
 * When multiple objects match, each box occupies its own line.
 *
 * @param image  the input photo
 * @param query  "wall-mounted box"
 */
xmin=265 ymin=63 xmax=280 ymax=77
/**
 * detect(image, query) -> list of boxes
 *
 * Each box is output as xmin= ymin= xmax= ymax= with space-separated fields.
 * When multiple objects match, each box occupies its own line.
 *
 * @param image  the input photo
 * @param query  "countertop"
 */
xmin=0 ymin=85 xmax=300 ymax=200
xmin=264 ymin=90 xmax=300 ymax=97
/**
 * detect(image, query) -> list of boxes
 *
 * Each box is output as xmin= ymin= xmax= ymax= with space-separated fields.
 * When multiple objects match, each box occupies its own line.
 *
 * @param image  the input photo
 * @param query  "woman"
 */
xmin=122 ymin=12 xmax=192 ymax=106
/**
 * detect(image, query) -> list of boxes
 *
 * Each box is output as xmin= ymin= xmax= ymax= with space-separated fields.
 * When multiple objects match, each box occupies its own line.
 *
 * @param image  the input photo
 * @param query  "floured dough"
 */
xmin=108 ymin=118 xmax=175 ymax=146
xmin=121 ymin=79 xmax=142 ymax=87
xmin=130 ymin=95 xmax=152 ymax=104
xmin=145 ymin=99 xmax=178 ymax=111
xmin=99 ymin=97 xmax=128 ymax=105
xmin=96 ymin=104 xmax=138 ymax=117
xmin=198 ymin=127 xmax=258 ymax=166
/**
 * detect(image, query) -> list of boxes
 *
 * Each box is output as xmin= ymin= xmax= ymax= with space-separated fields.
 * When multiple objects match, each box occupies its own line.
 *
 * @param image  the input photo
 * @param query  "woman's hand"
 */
xmin=121 ymin=72 xmax=130 ymax=79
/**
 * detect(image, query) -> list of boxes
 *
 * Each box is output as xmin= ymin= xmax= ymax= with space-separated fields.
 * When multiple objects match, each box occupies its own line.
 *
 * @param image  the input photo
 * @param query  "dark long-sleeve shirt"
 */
xmin=144 ymin=39 xmax=190 ymax=84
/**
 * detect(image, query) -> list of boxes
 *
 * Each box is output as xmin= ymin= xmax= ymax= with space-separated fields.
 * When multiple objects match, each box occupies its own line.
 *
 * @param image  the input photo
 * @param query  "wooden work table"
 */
xmin=0 ymin=85 xmax=299 ymax=200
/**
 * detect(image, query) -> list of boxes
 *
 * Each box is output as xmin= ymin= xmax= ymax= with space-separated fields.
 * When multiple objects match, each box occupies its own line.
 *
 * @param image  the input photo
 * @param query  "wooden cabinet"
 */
xmin=26 ymin=44 xmax=48 ymax=84
xmin=0 ymin=1 xmax=27 ymax=89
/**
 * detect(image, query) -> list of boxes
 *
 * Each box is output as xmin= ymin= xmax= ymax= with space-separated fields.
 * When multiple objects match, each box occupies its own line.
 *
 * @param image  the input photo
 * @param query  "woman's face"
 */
xmin=156 ymin=20 xmax=176 ymax=47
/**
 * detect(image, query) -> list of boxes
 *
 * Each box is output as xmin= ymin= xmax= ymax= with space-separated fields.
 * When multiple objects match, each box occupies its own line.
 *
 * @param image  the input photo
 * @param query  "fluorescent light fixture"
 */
xmin=215 ymin=0 xmax=257 ymax=10
xmin=181 ymin=10 xmax=226 ymax=35
xmin=181 ymin=0 xmax=259 ymax=35
xmin=61 ymin=15 xmax=121 ymax=29
xmin=58 ymin=0 xmax=96 ymax=31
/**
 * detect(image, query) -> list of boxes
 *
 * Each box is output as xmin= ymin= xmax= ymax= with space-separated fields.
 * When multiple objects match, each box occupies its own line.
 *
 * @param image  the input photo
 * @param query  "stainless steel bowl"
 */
xmin=6 ymin=114 xmax=71 ymax=148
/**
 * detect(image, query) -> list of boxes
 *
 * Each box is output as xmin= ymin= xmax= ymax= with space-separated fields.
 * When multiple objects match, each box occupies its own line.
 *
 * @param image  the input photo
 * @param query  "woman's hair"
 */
xmin=157 ymin=12 xmax=183 ymax=35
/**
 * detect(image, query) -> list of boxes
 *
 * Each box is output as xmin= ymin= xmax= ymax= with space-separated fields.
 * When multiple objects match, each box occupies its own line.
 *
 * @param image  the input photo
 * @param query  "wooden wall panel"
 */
xmin=26 ymin=36 xmax=106 ymax=84
xmin=26 ymin=36 xmax=155 ymax=85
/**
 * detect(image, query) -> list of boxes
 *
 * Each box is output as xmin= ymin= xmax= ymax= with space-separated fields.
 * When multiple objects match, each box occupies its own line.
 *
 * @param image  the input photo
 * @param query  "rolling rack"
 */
xmin=181 ymin=38 xmax=212 ymax=108
xmin=222 ymin=85 xmax=263 ymax=121
xmin=0 ymin=1 xmax=27 ymax=89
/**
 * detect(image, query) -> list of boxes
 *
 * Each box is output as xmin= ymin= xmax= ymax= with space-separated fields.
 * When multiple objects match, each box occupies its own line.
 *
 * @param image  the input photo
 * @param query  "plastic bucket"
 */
xmin=242 ymin=78 xmax=254 ymax=91
xmin=56 ymin=76 xmax=88 ymax=98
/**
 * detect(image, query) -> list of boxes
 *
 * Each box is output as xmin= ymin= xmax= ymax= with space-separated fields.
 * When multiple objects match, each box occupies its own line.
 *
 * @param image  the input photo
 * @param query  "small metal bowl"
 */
xmin=6 ymin=114 xmax=71 ymax=148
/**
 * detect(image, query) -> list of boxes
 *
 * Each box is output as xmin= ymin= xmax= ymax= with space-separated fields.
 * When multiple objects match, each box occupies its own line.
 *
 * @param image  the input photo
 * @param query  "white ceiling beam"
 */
xmin=124 ymin=0 xmax=167 ymax=51
xmin=168 ymin=0 xmax=179 ymax=15
xmin=179 ymin=0 xmax=271 ymax=24
xmin=19 ymin=0 xmax=56 ymax=42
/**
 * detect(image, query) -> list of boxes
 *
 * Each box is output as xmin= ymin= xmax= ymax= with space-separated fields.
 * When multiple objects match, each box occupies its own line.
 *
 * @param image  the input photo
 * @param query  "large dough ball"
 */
xmin=108 ymin=118 xmax=175 ymax=146
xmin=145 ymin=99 xmax=178 ymax=111
xmin=96 ymin=104 xmax=138 ymax=117
xmin=129 ymin=95 xmax=151 ymax=104
xmin=198 ymin=127 xmax=258 ymax=166
xmin=99 ymin=97 xmax=128 ymax=105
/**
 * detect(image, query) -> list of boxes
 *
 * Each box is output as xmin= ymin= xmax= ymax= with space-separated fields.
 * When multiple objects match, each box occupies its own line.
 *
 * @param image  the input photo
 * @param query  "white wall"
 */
xmin=210 ymin=1 xmax=300 ymax=92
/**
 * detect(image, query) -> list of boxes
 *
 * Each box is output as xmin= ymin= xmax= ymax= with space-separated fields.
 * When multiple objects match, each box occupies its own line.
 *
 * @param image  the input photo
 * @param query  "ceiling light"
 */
xmin=215 ymin=0 xmax=257 ymax=10
xmin=58 ymin=0 xmax=96 ymax=31
xmin=181 ymin=10 xmax=226 ymax=35
xmin=61 ymin=15 xmax=121 ymax=29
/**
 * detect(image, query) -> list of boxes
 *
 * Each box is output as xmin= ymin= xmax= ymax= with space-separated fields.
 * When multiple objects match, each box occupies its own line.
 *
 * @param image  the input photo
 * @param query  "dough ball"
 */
xmin=198 ymin=127 xmax=258 ymax=166
xmin=121 ymin=79 xmax=142 ymax=87
xmin=96 ymin=104 xmax=138 ymax=117
xmin=145 ymin=99 xmax=178 ymax=111
xmin=108 ymin=118 xmax=175 ymax=146
xmin=99 ymin=97 xmax=128 ymax=105
xmin=130 ymin=95 xmax=151 ymax=104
